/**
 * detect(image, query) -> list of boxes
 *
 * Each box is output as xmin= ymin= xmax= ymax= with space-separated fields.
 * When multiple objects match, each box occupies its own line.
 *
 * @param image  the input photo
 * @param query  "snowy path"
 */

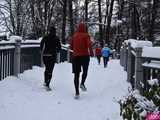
xmin=0 ymin=58 xmax=129 ymax=120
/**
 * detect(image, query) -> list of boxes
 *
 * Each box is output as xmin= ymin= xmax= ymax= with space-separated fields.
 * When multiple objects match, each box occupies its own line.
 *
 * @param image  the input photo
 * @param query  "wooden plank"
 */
xmin=142 ymin=62 xmax=160 ymax=70
xmin=142 ymin=57 xmax=160 ymax=61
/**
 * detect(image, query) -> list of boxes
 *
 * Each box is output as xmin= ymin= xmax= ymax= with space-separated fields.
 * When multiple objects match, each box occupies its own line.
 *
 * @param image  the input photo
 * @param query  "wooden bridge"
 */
xmin=0 ymin=38 xmax=70 ymax=81
xmin=1 ymin=38 xmax=160 ymax=95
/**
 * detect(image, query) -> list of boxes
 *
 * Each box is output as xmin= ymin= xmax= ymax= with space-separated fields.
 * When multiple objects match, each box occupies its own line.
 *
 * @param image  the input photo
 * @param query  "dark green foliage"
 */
xmin=120 ymin=79 xmax=160 ymax=120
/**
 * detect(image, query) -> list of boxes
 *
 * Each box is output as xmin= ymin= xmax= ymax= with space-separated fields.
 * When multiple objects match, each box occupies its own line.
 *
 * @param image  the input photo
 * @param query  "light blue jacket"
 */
xmin=102 ymin=47 xmax=110 ymax=57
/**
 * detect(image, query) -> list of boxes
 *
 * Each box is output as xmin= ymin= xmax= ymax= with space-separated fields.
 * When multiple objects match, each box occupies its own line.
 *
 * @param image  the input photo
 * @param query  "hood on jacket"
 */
xmin=49 ymin=26 xmax=56 ymax=36
xmin=77 ymin=22 xmax=87 ymax=33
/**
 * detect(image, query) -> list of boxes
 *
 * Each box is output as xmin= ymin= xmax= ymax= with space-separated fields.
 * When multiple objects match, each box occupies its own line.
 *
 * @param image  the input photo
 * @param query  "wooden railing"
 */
xmin=0 ymin=39 xmax=70 ymax=81
xmin=120 ymin=40 xmax=160 ymax=93
xmin=0 ymin=44 xmax=14 ymax=80
xmin=0 ymin=40 xmax=41 ymax=80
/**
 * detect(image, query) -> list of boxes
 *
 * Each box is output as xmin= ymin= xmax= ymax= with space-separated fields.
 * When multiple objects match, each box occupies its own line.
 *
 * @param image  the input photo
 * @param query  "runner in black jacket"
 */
xmin=40 ymin=26 xmax=61 ymax=90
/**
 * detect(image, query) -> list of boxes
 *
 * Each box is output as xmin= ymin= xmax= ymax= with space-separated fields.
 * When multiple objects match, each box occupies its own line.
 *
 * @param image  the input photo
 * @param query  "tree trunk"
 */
xmin=16 ymin=0 xmax=21 ymax=36
xmin=98 ymin=0 xmax=103 ymax=47
xmin=114 ymin=0 xmax=124 ymax=52
xmin=9 ymin=0 xmax=16 ymax=35
xmin=62 ymin=0 xmax=67 ymax=44
xmin=103 ymin=0 xmax=109 ymax=47
xmin=85 ymin=0 xmax=88 ymax=22
xmin=68 ymin=0 xmax=74 ymax=36
xmin=130 ymin=4 xmax=138 ymax=39
xmin=105 ymin=0 xmax=115 ymax=46
xmin=148 ymin=0 xmax=158 ymax=42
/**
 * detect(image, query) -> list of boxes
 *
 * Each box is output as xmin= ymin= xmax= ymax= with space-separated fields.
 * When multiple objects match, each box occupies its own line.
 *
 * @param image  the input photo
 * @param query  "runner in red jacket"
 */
xmin=70 ymin=22 xmax=93 ymax=99
xmin=95 ymin=45 xmax=102 ymax=64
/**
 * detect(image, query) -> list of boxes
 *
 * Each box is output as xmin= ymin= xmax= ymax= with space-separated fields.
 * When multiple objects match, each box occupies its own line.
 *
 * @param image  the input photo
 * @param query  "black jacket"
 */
xmin=40 ymin=33 xmax=61 ymax=58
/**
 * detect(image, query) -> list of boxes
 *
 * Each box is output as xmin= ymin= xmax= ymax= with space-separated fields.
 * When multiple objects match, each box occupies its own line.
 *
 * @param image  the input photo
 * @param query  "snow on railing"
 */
xmin=124 ymin=39 xmax=152 ymax=48
xmin=142 ymin=47 xmax=160 ymax=58
xmin=120 ymin=39 xmax=160 ymax=94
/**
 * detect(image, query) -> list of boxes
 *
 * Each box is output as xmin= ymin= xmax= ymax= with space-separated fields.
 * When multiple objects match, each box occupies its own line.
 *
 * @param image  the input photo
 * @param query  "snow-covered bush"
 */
xmin=119 ymin=78 xmax=160 ymax=120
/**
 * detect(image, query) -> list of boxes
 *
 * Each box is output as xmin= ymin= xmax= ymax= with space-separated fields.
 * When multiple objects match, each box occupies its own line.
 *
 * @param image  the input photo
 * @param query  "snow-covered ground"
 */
xmin=0 ymin=58 xmax=130 ymax=120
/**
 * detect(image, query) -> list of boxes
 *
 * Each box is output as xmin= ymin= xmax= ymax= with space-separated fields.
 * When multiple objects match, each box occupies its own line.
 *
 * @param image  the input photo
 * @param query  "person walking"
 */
xmin=95 ymin=44 xmax=102 ymax=65
xmin=70 ymin=22 xmax=93 ymax=99
xmin=40 ymin=26 xmax=61 ymax=91
xmin=101 ymin=44 xmax=110 ymax=68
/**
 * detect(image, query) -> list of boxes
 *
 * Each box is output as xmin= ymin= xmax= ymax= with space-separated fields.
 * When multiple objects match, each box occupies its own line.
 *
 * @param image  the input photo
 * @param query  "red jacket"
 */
xmin=70 ymin=23 xmax=93 ymax=56
xmin=95 ymin=47 xmax=102 ymax=56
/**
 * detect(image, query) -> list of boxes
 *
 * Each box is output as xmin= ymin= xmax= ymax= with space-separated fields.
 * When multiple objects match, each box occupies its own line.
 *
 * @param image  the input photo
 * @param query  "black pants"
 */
xmin=96 ymin=55 xmax=101 ymax=64
xmin=72 ymin=56 xmax=90 ymax=95
xmin=43 ymin=56 xmax=55 ymax=86
xmin=103 ymin=57 xmax=109 ymax=68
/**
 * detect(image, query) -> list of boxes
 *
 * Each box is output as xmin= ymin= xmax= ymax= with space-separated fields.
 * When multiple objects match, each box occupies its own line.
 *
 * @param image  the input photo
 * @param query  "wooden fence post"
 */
xmin=14 ymin=39 xmax=21 ymax=77
xmin=67 ymin=47 xmax=70 ymax=62
xmin=120 ymin=48 xmax=123 ymax=66
xmin=121 ymin=46 xmax=125 ymax=67
xmin=122 ymin=46 xmax=125 ymax=67
xmin=57 ymin=52 xmax=60 ymax=63
xmin=135 ymin=47 xmax=143 ymax=92
xmin=112 ymin=50 xmax=116 ymax=59
xmin=127 ymin=43 xmax=132 ymax=82
xmin=123 ymin=44 xmax=128 ymax=71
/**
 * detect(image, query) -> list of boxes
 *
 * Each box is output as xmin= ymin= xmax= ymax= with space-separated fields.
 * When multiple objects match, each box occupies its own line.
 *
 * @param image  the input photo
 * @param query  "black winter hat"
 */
xmin=49 ymin=26 xmax=56 ymax=33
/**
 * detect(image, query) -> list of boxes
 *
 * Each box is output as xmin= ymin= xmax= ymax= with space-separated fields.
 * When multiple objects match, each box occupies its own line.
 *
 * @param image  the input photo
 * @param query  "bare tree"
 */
xmin=85 ymin=0 xmax=88 ymax=22
xmin=148 ymin=0 xmax=159 ymax=42
xmin=68 ymin=0 xmax=74 ymax=36
xmin=0 ymin=0 xmax=30 ymax=36
xmin=28 ymin=0 xmax=63 ymax=37
xmin=61 ymin=0 xmax=67 ymax=44
xmin=105 ymin=0 xmax=115 ymax=45
xmin=98 ymin=0 xmax=103 ymax=46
